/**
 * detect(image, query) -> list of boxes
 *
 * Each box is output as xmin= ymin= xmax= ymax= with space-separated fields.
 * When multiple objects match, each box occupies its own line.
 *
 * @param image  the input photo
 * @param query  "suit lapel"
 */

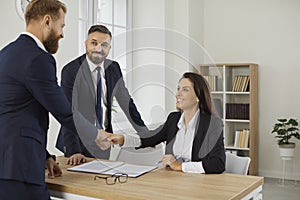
xmin=165 ymin=113 xmax=180 ymax=155
xmin=104 ymin=59 xmax=113 ymax=107
xmin=81 ymin=58 xmax=96 ymax=100
xmin=192 ymin=113 xmax=210 ymax=161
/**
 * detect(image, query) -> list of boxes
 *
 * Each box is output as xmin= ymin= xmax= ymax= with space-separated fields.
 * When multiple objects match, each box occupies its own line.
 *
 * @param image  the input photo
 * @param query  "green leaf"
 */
xmin=289 ymin=118 xmax=298 ymax=126
xmin=278 ymin=119 xmax=287 ymax=123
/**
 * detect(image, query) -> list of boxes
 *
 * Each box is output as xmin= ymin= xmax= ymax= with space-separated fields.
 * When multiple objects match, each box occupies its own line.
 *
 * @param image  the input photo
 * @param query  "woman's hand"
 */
xmin=108 ymin=134 xmax=124 ymax=146
xmin=161 ymin=154 xmax=182 ymax=171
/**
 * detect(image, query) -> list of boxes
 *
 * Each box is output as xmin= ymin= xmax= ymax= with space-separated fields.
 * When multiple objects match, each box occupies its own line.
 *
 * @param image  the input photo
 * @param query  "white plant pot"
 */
xmin=279 ymin=143 xmax=295 ymax=160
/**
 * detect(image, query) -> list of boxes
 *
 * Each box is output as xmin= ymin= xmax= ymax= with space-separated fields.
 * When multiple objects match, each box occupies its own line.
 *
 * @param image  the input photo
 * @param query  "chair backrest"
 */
xmin=116 ymin=143 xmax=165 ymax=166
xmin=225 ymin=152 xmax=251 ymax=175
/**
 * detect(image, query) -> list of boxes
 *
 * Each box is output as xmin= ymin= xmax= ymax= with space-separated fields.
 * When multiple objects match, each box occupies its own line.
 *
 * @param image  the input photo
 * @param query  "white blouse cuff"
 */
xmin=122 ymin=134 xmax=141 ymax=148
xmin=182 ymin=161 xmax=205 ymax=173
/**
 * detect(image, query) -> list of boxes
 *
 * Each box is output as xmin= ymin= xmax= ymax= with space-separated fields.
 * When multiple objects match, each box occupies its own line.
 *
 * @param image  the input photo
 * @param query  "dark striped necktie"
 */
xmin=95 ymin=67 xmax=103 ymax=128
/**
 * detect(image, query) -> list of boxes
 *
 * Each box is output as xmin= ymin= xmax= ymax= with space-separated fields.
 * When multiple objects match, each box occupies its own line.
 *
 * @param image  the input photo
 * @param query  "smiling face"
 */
xmin=176 ymin=78 xmax=199 ymax=112
xmin=43 ymin=8 xmax=65 ymax=54
xmin=85 ymin=31 xmax=111 ymax=65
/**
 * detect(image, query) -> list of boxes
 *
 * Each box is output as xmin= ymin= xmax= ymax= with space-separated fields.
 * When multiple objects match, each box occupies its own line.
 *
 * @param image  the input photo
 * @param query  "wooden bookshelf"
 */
xmin=199 ymin=63 xmax=258 ymax=175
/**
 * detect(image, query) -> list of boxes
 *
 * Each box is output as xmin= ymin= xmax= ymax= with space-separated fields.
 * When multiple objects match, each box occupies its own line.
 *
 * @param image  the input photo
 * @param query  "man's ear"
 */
xmin=43 ymin=15 xmax=52 ymax=30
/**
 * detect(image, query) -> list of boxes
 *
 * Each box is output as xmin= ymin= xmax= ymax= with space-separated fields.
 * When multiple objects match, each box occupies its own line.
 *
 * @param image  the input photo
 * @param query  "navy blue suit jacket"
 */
xmin=140 ymin=112 xmax=226 ymax=174
xmin=0 ymin=35 xmax=97 ymax=185
xmin=56 ymin=54 xmax=148 ymax=158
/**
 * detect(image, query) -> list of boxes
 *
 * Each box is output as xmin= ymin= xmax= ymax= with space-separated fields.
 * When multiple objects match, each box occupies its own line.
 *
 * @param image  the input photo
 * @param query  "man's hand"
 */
xmin=46 ymin=157 xmax=62 ymax=179
xmin=95 ymin=129 xmax=112 ymax=150
xmin=107 ymin=134 xmax=124 ymax=146
xmin=161 ymin=154 xmax=182 ymax=171
xmin=67 ymin=153 xmax=87 ymax=166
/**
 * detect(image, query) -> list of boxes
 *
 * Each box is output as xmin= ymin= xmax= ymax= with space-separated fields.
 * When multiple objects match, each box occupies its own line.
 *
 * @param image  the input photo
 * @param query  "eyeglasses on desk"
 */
xmin=94 ymin=173 xmax=128 ymax=185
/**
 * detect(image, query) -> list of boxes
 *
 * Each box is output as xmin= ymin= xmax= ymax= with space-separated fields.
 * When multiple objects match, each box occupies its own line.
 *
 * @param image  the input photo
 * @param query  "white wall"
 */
xmin=130 ymin=0 xmax=166 ymax=125
xmin=164 ymin=0 xmax=206 ymax=113
xmin=0 ymin=1 xmax=25 ymax=47
xmin=203 ymin=0 xmax=300 ymax=179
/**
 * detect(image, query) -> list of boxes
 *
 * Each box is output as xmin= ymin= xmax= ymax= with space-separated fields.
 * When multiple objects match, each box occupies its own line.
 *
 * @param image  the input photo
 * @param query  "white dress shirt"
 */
xmin=173 ymin=109 xmax=205 ymax=173
xmin=86 ymin=56 xmax=107 ymax=129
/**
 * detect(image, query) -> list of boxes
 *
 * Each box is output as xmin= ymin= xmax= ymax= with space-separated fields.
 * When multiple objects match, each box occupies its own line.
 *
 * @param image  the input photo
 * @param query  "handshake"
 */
xmin=94 ymin=129 xmax=124 ymax=150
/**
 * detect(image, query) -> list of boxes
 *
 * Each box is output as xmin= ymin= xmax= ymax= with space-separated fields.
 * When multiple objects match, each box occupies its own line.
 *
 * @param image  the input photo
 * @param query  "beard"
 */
xmin=87 ymin=51 xmax=107 ymax=65
xmin=43 ymin=29 xmax=61 ymax=54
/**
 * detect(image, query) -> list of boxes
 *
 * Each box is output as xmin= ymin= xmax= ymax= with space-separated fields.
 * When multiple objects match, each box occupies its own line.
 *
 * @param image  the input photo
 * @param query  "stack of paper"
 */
xmin=68 ymin=160 xmax=157 ymax=178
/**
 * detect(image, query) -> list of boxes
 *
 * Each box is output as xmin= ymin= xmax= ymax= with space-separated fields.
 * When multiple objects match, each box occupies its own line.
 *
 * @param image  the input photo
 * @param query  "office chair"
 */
xmin=225 ymin=152 xmax=251 ymax=175
xmin=116 ymin=143 xmax=165 ymax=166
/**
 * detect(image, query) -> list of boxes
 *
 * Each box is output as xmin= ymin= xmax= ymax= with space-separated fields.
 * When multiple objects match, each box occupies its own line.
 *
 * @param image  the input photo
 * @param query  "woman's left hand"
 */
xmin=161 ymin=154 xmax=182 ymax=171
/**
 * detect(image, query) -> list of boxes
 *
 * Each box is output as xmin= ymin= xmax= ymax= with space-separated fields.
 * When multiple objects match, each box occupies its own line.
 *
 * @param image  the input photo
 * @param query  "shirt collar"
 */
xmin=21 ymin=32 xmax=47 ymax=52
xmin=177 ymin=108 xmax=200 ymax=129
xmin=86 ymin=55 xmax=104 ymax=73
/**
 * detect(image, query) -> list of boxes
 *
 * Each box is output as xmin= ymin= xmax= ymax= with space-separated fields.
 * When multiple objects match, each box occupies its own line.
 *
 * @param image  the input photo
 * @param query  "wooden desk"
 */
xmin=46 ymin=157 xmax=263 ymax=200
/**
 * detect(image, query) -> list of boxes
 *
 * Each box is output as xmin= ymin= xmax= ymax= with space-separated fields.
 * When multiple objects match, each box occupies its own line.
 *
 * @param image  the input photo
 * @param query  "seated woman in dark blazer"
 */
xmin=108 ymin=72 xmax=225 ymax=174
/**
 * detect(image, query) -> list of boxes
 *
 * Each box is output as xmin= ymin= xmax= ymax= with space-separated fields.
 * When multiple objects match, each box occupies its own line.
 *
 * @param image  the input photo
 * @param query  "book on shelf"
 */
xmin=226 ymin=149 xmax=237 ymax=155
xmin=204 ymin=75 xmax=217 ymax=91
xmin=234 ymin=130 xmax=240 ymax=147
xmin=233 ymin=129 xmax=249 ymax=148
xmin=226 ymin=103 xmax=249 ymax=120
xmin=237 ymin=150 xmax=249 ymax=157
xmin=232 ymin=75 xmax=250 ymax=92
xmin=232 ymin=76 xmax=238 ymax=92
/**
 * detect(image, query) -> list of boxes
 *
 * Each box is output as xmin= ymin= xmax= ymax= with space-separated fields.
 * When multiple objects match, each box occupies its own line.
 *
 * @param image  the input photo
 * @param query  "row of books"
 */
xmin=234 ymin=129 xmax=250 ymax=148
xmin=203 ymin=75 xmax=217 ymax=91
xmin=226 ymin=150 xmax=249 ymax=156
xmin=232 ymin=75 xmax=249 ymax=92
xmin=226 ymin=103 xmax=249 ymax=120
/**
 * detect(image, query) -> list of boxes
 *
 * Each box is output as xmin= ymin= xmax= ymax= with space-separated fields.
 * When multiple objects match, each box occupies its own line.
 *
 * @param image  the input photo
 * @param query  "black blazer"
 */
xmin=0 ymin=35 xmax=97 ymax=185
xmin=140 ymin=112 xmax=225 ymax=174
xmin=56 ymin=54 xmax=148 ymax=158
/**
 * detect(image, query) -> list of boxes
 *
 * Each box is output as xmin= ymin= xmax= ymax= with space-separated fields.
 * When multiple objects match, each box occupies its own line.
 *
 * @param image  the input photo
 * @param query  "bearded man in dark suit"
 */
xmin=0 ymin=1 xmax=108 ymax=199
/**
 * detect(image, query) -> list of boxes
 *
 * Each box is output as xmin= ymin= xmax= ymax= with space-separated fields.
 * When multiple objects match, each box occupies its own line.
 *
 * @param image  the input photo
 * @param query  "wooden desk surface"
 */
xmin=46 ymin=157 xmax=264 ymax=200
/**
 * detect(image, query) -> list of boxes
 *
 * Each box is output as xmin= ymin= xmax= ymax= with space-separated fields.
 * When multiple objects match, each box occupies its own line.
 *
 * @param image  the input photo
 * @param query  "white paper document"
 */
xmin=68 ymin=160 xmax=157 ymax=178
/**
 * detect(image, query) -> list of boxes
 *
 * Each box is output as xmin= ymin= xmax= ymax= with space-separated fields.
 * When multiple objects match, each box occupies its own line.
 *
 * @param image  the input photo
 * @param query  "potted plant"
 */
xmin=271 ymin=118 xmax=300 ymax=160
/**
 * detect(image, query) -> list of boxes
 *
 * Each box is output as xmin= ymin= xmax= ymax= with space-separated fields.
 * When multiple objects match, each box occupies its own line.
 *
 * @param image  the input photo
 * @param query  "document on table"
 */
xmin=67 ymin=160 xmax=157 ymax=178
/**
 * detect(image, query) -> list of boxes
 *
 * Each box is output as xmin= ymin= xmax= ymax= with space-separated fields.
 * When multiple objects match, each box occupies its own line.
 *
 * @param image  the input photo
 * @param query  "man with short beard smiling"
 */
xmin=56 ymin=25 xmax=149 ymax=165
xmin=0 ymin=1 xmax=108 ymax=199
xmin=43 ymin=28 xmax=63 ymax=54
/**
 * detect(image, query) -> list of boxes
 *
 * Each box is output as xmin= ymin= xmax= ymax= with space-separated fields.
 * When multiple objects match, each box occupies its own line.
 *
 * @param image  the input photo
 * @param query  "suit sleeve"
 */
xmin=139 ymin=113 xmax=174 ymax=148
xmin=200 ymin=118 xmax=226 ymax=174
xmin=60 ymin=65 xmax=82 ymax=156
xmin=201 ymin=133 xmax=226 ymax=174
xmin=24 ymin=53 xmax=98 ymax=146
xmin=114 ymin=64 xmax=149 ymax=132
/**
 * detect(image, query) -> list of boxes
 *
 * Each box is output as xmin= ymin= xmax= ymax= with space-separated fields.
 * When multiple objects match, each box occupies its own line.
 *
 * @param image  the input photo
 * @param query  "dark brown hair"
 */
xmin=25 ymin=0 xmax=67 ymax=25
xmin=181 ymin=72 xmax=217 ymax=116
xmin=88 ymin=25 xmax=112 ymax=39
